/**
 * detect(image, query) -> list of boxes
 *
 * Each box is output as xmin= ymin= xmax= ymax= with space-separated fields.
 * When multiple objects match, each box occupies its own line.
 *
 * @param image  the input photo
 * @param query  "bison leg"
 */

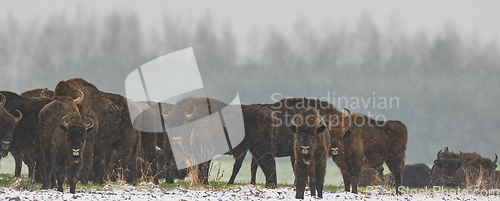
xmin=386 ymin=159 xmax=404 ymax=195
xmin=250 ymin=156 xmax=258 ymax=185
xmin=141 ymin=131 xmax=157 ymax=184
xmin=342 ymin=173 xmax=351 ymax=192
xmin=197 ymin=160 xmax=211 ymax=185
xmin=309 ymin=169 xmax=317 ymax=197
xmin=41 ymin=150 xmax=53 ymax=189
xmin=56 ymin=169 xmax=65 ymax=192
xmin=315 ymin=163 xmax=326 ymax=198
xmin=294 ymin=162 xmax=307 ymax=199
xmin=228 ymin=149 xmax=247 ymax=184
xmin=68 ymin=164 xmax=81 ymax=194
xmin=254 ymin=153 xmax=277 ymax=188
xmin=11 ymin=150 xmax=23 ymax=177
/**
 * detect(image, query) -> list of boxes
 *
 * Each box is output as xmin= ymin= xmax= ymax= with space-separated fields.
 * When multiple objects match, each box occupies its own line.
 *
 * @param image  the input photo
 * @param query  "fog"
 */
xmin=1 ymin=2 xmax=499 ymax=164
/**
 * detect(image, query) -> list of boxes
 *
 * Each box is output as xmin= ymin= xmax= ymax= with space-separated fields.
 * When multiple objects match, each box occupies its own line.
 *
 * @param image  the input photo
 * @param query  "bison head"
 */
xmin=432 ymin=150 xmax=463 ymax=187
xmin=60 ymin=114 xmax=94 ymax=163
xmin=328 ymin=108 xmax=352 ymax=162
xmin=163 ymin=104 xmax=197 ymax=129
xmin=0 ymin=94 xmax=23 ymax=157
xmin=290 ymin=107 xmax=327 ymax=165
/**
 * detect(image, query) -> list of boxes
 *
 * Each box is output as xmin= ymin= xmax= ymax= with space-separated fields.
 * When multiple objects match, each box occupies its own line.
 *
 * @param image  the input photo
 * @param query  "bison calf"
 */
xmin=39 ymin=93 xmax=94 ymax=193
xmin=290 ymin=107 xmax=329 ymax=199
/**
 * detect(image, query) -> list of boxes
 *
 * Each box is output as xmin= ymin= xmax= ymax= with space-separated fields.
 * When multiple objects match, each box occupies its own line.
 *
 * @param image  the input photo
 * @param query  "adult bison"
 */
xmin=385 ymin=163 xmax=431 ymax=188
xmin=54 ymin=78 xmax=140 ymax=184
xmin=431 ymin=150 xmax=483 ymax=187
xmin=228 ymin=98 xmax=343 ymax=185
xmin=39 ymin=94 xmax=94 ymax=193
xmin=20 ymin=88 xmax=54 ymax=99
xmin=0 ymin=94 xmax=23 ymax=157
xmin=162 ymin=97 xmax=277 ymax=187
xmin=330 ymin=109 xmax=407 ymax=194
xmin=0 ymin=91 xmax=53 ymax=181
xmin=290 ymin=107 xmax=329 ymax=199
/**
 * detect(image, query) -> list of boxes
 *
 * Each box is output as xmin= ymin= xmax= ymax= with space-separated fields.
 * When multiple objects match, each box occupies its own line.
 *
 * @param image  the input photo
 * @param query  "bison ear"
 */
xmin=434 ymin=159 xmax=440 ymax=166
xmin=60 ymin=124 xmax=68 ymax=132
xmin=290 ymin=125 xmax=297 ymax=133
xmin=317 ymin=124 xmax=326 ymax=134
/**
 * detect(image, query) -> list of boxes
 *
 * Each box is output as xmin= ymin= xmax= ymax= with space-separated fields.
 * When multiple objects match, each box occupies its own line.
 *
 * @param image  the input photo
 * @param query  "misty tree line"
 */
xmin=1 ymin=12 xmax=499 ymax=163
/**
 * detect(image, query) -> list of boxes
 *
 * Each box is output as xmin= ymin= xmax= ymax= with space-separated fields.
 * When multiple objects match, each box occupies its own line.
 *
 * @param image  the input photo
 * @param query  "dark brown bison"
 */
xmin=228 ymin=98 xmax=342 ymax=185
xmin=329 ymin=109 xmax=407 ymax=194
xmin=402 ymin=163 xmax=431 ymax=188
xmin=0 ymin=91 xmax=53 ymax=181
xmin=359 ymin=167 xmax=383 ymax=186
xmin=20 ymin=88 xmax=55 ymax=99
xmin=384 ymin=163 xmax=431 ymax=188
xmin=162 ymin=97 xmax=277 ymax=187
xmin=431 ymin=147 xmax=497 ymax=187
xmin=0 ymin=95 xmax=21 ymax=149
xmin=39 ymin=94 xmax=94 ymax=193
xmin=0 ymin=94 xmax=23 ymax=157
xmin=54 ymin=78 xmax=140 ymax=184
xmin=290 ymin=107 xmax=329 ymax=199
xmin=438 ymin=147 xmax=483 ymax=169
xmin=431 ymin=150 xmax=467 ymax=187
xmin=127 ymin=100 xmax=161 ymax=184
xmin=481 ymin=154 xmax=498 ymax=172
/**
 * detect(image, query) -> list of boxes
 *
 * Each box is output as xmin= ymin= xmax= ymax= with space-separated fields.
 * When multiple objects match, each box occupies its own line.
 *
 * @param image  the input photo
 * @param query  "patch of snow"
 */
xmin=0 ymin=184 xmax=499 ymax=200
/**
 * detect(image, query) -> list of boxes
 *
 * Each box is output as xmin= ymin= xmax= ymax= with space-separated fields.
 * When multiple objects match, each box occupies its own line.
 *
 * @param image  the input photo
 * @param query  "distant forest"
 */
xmin=1 ymin=12 xmax=499 ymax=163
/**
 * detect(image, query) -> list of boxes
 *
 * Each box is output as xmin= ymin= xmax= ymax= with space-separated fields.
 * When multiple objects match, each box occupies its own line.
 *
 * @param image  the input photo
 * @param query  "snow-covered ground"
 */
xmin=1 ymin=180 xmax=499 ymax=200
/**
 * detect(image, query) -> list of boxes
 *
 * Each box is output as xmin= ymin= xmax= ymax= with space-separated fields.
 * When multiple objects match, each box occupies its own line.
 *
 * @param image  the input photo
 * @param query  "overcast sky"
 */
xmin=2 ymin=0 xmax=500 ymax=46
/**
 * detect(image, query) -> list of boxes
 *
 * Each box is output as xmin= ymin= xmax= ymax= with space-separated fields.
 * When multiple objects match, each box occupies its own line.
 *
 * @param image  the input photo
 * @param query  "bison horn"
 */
xmin=0 ymin=93 xmax=5 ymax=107
xmin=61 ymin=115 xmax=70 ymax=129
xmin=40 ymin=88 xmax=47 ymax=98
xmin=186 ymin=105 xmax=197 ymax=121
xmin=73 ymin=89 xmax=84 ymax=105
xmin=437 ymin=150 xmax=442 ymax=159
xmin=444 ymin=147 xmax=449 ymax=153
xmin=458 ymin=151 xmax=463 ymax=163
xmin=291 ymin=114 xmax=301 ymax=127
xmin=493 ymin=154 xmax=498 ymax=164
xmin=85 ymin=117 xmax=94 ymax=130
xmin=14 ymin=110 xmax=23 ymax=124
xmin=344 ymin=108 xmax=351 ymax=115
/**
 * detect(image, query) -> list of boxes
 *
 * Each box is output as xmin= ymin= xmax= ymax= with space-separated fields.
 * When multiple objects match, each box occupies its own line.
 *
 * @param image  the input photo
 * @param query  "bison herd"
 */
xmin=0 ymin=78 xmax=498 ymax=199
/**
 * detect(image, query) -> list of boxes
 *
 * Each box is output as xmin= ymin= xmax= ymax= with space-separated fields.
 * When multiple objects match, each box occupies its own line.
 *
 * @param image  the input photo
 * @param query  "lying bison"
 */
xmin=39 ymin=93 xmax=94 ymax=193
xmin=385 ymin=163 xmax=431 ymax=188
xmin=20 ymin=88 xmax=54 ymax=99
xmin=330 ymin=109 xmax=407 ymax=194
xmin=290 ymin=107 xmax=330 ymax=199
xmin=0 ymin=94 xmax=23 ymax=157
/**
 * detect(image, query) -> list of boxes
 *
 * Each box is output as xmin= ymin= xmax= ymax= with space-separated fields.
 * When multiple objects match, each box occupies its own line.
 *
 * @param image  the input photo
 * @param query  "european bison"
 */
xmin=20 ymin=88 xmax=54 ymax=99
xmin=0 ymin=91 xmax=53 ymax=181
xmin=402 ymin=163 xmax=431 ymax=188
xmin=54 ymin=78 xmax=140 ymax=184
xmin=162 ymin=97 xmax=277 ymax=187
xmin=386 ymin=163 xmax=431 ymax=188
xmin=0 ymin=94 xmax=23 ymax=157
xmin=329 ymin=109 xmax=407 ymax=194
xmin=290 ymin=107 xmax=329 ymax=199
xmin=431 ymin=150 xmax=468 ymax=187
xmin=228 ymin=98 xmax=342 ymax=185
xmin=359 ymin=167 xmax=383 ymax=186
xmin=39 ymin=93 xmax=94 ymax=193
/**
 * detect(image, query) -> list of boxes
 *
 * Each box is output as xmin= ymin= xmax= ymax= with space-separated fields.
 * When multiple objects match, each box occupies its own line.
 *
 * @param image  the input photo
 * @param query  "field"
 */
xmin=1 ymin=154 xmax=499 ymax=200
